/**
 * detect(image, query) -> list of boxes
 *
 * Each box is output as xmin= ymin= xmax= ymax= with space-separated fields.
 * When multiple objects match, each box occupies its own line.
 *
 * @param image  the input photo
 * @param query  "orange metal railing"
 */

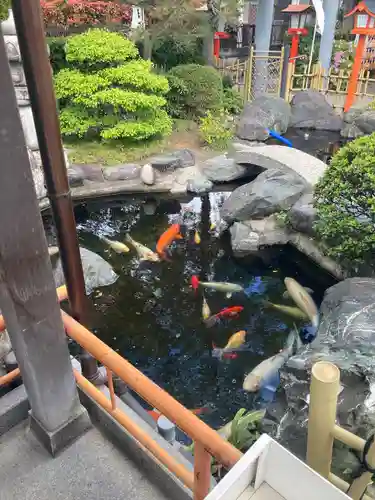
xmin=0 ymin=286 xmax=243 ymax=500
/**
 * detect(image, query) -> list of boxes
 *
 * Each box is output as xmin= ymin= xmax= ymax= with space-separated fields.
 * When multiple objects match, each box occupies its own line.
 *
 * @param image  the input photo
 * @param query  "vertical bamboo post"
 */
xmin=245 ymin=45 xmax=254 ymax=103
xmin=194 ymin=442 xmax=211 ymax=500
xmin=306 ymin=361 xmax=340 ymax=479
xmin=284 ymin=61 xmax=294 ymax=101
xmin=347 ymin=440 xmax=375 ymax=499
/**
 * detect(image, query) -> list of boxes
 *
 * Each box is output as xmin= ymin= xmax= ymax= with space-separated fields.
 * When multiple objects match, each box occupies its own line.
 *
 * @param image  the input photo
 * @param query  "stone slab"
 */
xmin=0 ymin=420 xmax=170 ymax=500
xmin=0 ymin=384 xmax=29 ymax=437
xmin=235 ymin=145 xmax=327 ymax=186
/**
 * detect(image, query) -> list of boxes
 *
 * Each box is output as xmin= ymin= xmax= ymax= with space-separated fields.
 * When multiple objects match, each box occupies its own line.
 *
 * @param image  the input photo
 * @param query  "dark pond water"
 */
xmin=48 ymin=193 xmax=337 ymax=432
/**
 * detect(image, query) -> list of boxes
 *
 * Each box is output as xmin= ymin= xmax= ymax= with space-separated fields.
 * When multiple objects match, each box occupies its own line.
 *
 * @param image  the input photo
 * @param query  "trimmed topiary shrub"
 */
xmin=167 ymin=64 xmax=223 ymax=119
xmin=54 ymin=29 xmax=172 ymax=141
xmin=314 ymin=134 xmax=375 ymax=272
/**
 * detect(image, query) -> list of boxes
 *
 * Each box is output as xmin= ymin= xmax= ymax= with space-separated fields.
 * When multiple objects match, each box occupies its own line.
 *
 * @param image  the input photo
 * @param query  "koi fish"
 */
xmin=125 ymin=234 xmax=160 ymax=262
xmin=194 ymin=230 xmax=201 ymax=244
xmin=263 ymin=300 xmax=308 ymax=321
xmin=147 ymin=407 xmax=210 ymax=422
xmin=204 ymin=306 xmax=244 ymax=327
xmin=213 ymin=330 xmax=246 ymax=359
xmin=156 ymin=224 xmax=183 ymax=259
xmin=191 ymin=275 xmax=244 ymax=298
xmin=243 ymin=329 xmax=298 ymax=392
xmin=191 ymin=275 xmax=200 ymax=293
xmin=101 ymin=236 xmax=130 ymax=254
xmin=202 ymin=295 xmax=211 ymax=320
xmin=284 ymin=277 xmax=320 ymax=328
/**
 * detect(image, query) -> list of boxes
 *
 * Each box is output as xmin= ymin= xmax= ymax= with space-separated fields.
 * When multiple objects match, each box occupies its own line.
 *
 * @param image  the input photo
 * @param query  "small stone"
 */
xmin=201 ymin=155 xmax=248 ymax=183
xmin=102 ymin=164 xmax=140 ymax=182
xmin=187 ymin=173 xmax=213 ymax=194
xmin=151 ymin=155 xmax=182 ymax=172
xmin=67 ymin=167 xmax=84 ymax=187
xmin=141 ymin=163 xmax=155 ymax=185
xmin=171 ymin=148 xmax=195 ymax=167
xmin=230 ymin=222 xmax=260 ymax=256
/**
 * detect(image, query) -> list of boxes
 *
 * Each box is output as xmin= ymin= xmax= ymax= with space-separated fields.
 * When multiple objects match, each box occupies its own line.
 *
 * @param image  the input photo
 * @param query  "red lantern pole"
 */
xmin=344 ymin=34 xmax=366 ymax=112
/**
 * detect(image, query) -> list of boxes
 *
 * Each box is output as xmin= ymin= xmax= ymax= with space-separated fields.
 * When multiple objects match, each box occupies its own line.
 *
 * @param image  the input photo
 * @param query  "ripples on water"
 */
xmin=48 ymin=192 xmax=336 ymax=430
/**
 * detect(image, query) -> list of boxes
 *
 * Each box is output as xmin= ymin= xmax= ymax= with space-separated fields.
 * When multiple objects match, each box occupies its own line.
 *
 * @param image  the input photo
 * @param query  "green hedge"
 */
xmin=167 ymin=63 xmax=223 ymax=119
xmin=314 ymin=133 xmax=375 ymax=273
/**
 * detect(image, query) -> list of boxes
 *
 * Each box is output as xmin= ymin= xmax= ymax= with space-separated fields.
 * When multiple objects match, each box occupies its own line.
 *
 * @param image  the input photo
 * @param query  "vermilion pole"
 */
xmin=344 ymin=35 xmax=366 ymax=112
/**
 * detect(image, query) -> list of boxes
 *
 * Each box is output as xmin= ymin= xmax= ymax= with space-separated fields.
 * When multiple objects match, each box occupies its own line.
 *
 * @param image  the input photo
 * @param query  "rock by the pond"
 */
xmin=67 ymin=166 xmax=85 ymax=187
xmin=230 ymin=215 xmax=289 ymax=256
xmin=102 ymin=164 xmax=140 ymax=182
xmin=201 ymin=155 xmax=248 ymax=183
xmin=140 ymin=163 xmax=155 ymax=185
xmin=171 ymin=148 xmax=195 ymax=167
xmin=340 ymin=122 xmax=364 ymax=139
xmin=341 ymin=108 xmax=375 ymax=138
xmin=265 ymin=278 xmax=375 ymax=464
xmin=187 ymin=171 xmax=213 ymax=194
xmin=0 ymin=330 xmax=12 ymax=361
xmin=221 ymin=167 xmax=308 ymax=222
xmin=230 ymin=222 xmax=260 ymax=256
xmin=52 ymin=247 xmax=118 ymax=295
xmin=289 ymin=193 xmax=316 ymax=236
xmin=237 ymin=96 xmax=291 ymax=142
xmin=28 ymin=148 xmax=46 ymax=199
xmin=290 ymin=90 xmax=343 ymax=131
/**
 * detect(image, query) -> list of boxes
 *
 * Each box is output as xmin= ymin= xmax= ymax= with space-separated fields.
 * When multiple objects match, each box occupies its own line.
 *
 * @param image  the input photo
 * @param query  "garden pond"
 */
xmin=44 ymin=191 xmax=339 ymax=434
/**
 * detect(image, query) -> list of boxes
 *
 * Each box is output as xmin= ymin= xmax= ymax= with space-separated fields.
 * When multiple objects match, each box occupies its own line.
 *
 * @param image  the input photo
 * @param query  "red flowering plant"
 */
xmin=40 ymin=0 xmax=131 ymax=28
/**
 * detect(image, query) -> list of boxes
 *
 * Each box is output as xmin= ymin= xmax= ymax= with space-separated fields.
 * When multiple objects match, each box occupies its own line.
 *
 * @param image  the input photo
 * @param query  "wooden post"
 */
xmin=0 ymin=28 xmax=90 ymax=455
xmin=194 ymin=442 xmax=211 ymax=500
xmin=345 ymin=34 xmax=366 ymax=112
xmin=306 ymin=361 xmax=340 ymax=478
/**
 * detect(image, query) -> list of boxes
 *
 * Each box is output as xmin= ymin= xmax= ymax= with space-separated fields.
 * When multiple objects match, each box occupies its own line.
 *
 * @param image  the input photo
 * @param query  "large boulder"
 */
xmin=341 ymin=108 xmax=375 ymax=138
xmin=289 ymin=193 xmax=316 ymax=236
xmin=266 ymin=278 xmax=375 ymax=466
xmin=200 ymin=155 xmax=248 ymax=183
xmin=221 ymin=167 xmax=308 ymax=222
xmin=52 ymin=247 xmax=118 ymax=295
xmin=236 ymin=96 xmax=291 ymax=142
xmin=290 ymin=90 xmax=343 ymax=131
xmin=230 ymin=216 xmax=290 ymax=257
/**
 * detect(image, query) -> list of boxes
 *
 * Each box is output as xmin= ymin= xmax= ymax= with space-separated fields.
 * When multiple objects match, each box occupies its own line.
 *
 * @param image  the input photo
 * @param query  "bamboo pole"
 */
xmin=194 ymin=442 xmax=211 ymax=500
xmin=306 ymin=361 xmax=340 ymax=478
xmin=347 ymin=438 xmax=375 ymax=499
xmin=0 ymin=368 xmax=20 ymax=386
xmin=329 ymin=473 xmax=373 ymax=500
xmin=332 ymin=425 xmax=365 ymax=452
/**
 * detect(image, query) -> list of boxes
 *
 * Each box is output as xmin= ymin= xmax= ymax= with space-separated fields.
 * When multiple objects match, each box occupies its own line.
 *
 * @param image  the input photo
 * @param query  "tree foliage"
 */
xmin=0 ymin=0 xmax=10 ymax=21
xmin=314 ymin=134 xmax=375 ymax=272
xmin=41 ymin=0 xmax=131 ymax=28
xmin=55 ymin=29 xmax=172 ymax=141
xmin=131 ymin=0 xmax=208 ymax=60
xmin=167 ymin=63 xmax=223 ymax=118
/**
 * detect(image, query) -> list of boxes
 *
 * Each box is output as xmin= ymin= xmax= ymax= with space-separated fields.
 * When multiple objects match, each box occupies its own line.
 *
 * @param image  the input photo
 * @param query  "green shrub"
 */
xmin=314 ymin=134 xmax=375 ymax=272
xmin=0 ymin=0 xmax=9 ymax=21
xmin=54 ymin=29 xmax=172 ymax=142
xmin=199 ymin=111 xmax=233 ymax=150
xmin=47 ymin=37 xmax=69 ymax=73
xmin=223 ymin=87 xmax=243 ymax=115
xmin=167 ymin=64 xmax=223 ymax=119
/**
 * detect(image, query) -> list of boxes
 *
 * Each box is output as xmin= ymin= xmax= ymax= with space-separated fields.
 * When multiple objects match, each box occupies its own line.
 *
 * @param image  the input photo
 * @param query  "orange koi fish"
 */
xmin=156 ymin=224 xmax=183 ymax=259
